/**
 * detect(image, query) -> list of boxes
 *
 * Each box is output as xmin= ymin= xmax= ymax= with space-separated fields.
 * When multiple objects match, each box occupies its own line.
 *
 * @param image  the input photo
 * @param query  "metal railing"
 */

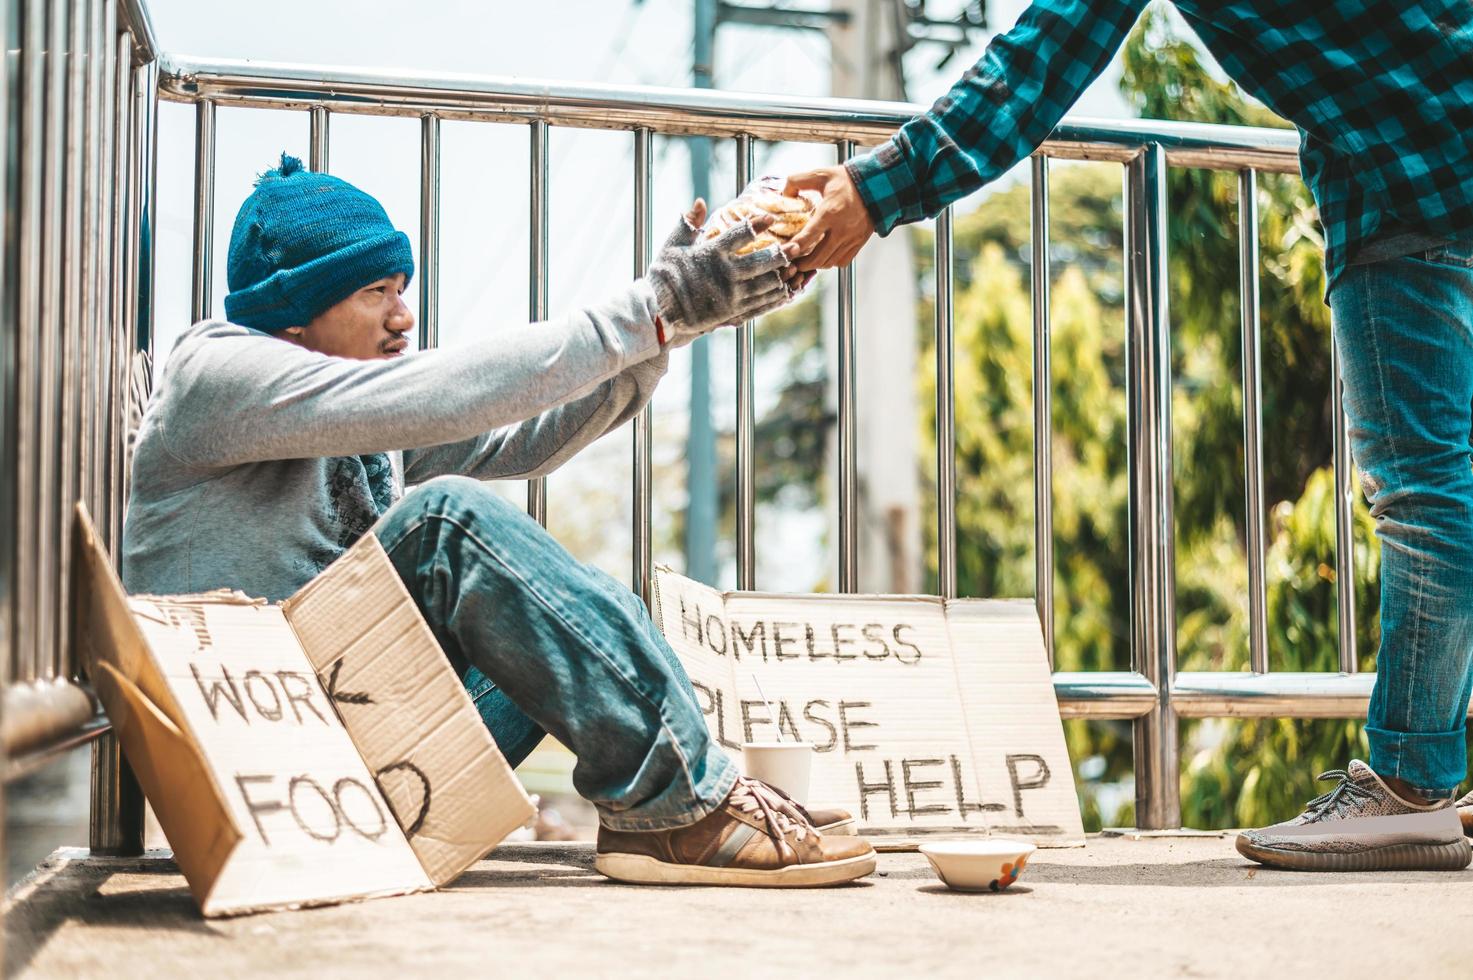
xmin=1 ymin=0 xmax=156 ymax=835
xmin=1 ymin=11 xmax=1459 ymax=844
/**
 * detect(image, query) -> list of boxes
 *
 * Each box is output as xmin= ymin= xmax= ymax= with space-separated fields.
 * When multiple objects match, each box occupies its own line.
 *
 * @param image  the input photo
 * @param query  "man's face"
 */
xmin=282 ymin=273 xmax=413 ymax=359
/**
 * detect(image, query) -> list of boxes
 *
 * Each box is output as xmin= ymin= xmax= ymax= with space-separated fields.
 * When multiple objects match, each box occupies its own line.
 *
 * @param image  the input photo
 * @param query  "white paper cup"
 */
xmin=741 ymin=742 xmax=814 ymax=805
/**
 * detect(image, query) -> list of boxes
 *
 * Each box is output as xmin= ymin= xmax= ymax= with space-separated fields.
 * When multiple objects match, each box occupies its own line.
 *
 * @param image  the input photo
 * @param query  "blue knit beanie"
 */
xmin=223 ymin=153 xmax=415 ymax=330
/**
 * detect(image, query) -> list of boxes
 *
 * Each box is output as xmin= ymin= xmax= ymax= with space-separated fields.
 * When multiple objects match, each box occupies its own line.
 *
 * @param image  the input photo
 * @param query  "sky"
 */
xmin=142 ymin=0 xmax=1143 ymax=589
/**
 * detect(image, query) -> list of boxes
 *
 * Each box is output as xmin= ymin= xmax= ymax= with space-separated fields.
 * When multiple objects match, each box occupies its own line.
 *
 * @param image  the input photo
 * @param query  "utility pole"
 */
xmin=826 ymin=0 xmax=986 ymax=593
xmin=821 ymin=0 xmax=911 ymax=593
xmin=685 ymin=0 xmax=719 ymax=585
xmin=682 ymin=1 xmax=984 ymax=587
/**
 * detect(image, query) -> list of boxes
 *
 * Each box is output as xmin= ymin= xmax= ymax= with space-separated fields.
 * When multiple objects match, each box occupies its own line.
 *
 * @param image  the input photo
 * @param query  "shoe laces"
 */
xmin=752 ymin=778 xmax=822 ymax=831
xmin=1302 ymin=769 xmax=1377 ymax=820
xmin=729 ymin=776 xmax=813 ymax=856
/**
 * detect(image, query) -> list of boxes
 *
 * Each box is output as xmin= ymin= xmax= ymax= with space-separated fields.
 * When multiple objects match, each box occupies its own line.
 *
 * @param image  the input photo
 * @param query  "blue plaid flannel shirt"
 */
xmin=848 ymin=1 xmax=1473 ymax=293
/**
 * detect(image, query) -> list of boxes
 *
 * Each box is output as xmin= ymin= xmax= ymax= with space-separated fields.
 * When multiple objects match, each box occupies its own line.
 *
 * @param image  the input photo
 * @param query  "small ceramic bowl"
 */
xmin=919 ymin=839 xmax=1036 ymax=892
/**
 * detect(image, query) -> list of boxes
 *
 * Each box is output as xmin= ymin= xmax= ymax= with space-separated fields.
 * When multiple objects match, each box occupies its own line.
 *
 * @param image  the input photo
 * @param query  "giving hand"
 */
xmin=780 ymin=165 xmax=877 ymax=276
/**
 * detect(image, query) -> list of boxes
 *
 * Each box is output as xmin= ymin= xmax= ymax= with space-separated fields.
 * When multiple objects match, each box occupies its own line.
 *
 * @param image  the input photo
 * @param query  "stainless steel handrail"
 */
xmin=7 ymin=0 xmax=142 ymax=715
xmin=1 ymin=0 xmax=157 ymax=864
xmin=1124 ymin=144 xmax=1180 ymax=829
xmin=1030 ymin=157 xmax=1052 ymax=662
xmin=154 ymin=54 xmax=1304 ymax=175
xmin=1239 ymin=169 xmax=1269 ymax=675
xmin=116 ymin=0 xmax=157 ymax=65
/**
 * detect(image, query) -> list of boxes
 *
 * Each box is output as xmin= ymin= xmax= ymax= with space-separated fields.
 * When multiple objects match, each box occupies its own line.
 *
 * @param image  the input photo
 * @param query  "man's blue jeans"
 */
xmin=373 ymin=476 xmax=738 ymax=830
xmin=1332 ymin=240 xmax=1473 ymax=798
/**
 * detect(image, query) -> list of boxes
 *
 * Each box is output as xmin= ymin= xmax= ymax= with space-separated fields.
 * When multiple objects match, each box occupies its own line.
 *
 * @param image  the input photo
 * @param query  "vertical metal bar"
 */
xmin=735 ymin=133 xmax=756 ymax=591
xmin=684 ymin=0 xmax=717 ymax=587
xmin=92 ymin=47 xmax=148 ymax=859
xmin=1332 ymin=347 xmax=1358 ymax=673
xmin=190 ymin=98 xmax=214 ymax=324
xmin=0 ymin=1 xmax=9 ymax=890
xmin=1 ymin=0 xmax=20 ymax=692
xmin=1239 ymin=169 xmax=1269 ymax=675
xmin=117 ymin=62 xmax=140 ymax=545
xmin=37 ymin=0 xmax=68 ymax=679
xmin=94 ymin=0 xmax=116 ymax=540
xmin=1030 ymin=155 xmax=1053 ymax=660
xmin=836 ymin=139 xmax=857 ymax=593
xmin=128 ymin=59 xmax=158 ymax=491
xmin=418 ymin=113 xmax=439 ymax=349
xmin=141 ymin=59 xmax=158 ymax=361
xmin=89 ymin=730 xmax=144 ymax=855
xmin=77 ymin=0 xmax=96 ymax=525
xmin=308 ymin=104 xmax=329 ymax=172
xmin=92 ymin=21 xmax=137 ymax=856
xmin=527 ymin=119 xmax=548 ymax=526
xmin=57 ymin=0 xmax=87 ymax=678
xmin=96 ymin=0 xmax=114 ymax=529
xmin=631 ymin=127 xmax=654 ymax=607
xmin=16 ymin=0 xmax=46 ymax=683
xmin=105 ymin=25 xmax=126 ymax=561
xmin=1126 ymin=145 xmax=1180 ymax=830
xmin=935 ymin=207 xmax=957 ymax=600
xmin=83 ymin=0 xmax=106 ymax=531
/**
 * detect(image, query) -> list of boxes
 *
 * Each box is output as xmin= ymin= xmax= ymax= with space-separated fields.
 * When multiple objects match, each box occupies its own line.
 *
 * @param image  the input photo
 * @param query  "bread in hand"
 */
xmin=704 ymin=177 xmax=819 ymax=255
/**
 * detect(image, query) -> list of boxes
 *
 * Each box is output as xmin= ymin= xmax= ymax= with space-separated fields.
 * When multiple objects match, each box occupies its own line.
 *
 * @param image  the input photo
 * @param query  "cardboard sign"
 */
xmin=653 ymin=566 xmax=1084 ymax=846
xmin=71 ymin=506 xmax=535 ymax=916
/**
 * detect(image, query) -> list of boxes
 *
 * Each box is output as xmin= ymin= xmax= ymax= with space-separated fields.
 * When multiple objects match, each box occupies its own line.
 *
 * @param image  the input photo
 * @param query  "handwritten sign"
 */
xmin=653 ymin=567 xmax=1084 ymax=845
xmin=130 ymin=597 xmax=433 ymax=909
xmin=73 ymin=506 xmax=534 ymax=917
xmin=282 ymin=534 xmax=535 ymax=885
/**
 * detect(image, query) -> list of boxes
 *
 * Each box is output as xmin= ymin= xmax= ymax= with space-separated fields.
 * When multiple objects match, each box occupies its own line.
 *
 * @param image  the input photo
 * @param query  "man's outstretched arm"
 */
xmin=162 ymin=208 xmax=789 ymax=470
xmin=401 ymin=351 xmax=667 ymax=482
xmin=399 ymin=202 xmax=795 ymax=482
xmin=786 ymin=0 xmax=1148 ymax=270
xmin=158 ymin=287 xmax=664 ymax=469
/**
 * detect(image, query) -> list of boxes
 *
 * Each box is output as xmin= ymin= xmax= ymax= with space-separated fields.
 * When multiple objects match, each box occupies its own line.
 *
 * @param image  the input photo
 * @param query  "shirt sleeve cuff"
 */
xmin=846 ymin=138 xmax=926 ymax=236
xmin=628 ymin=279 xmax=665 ymax=359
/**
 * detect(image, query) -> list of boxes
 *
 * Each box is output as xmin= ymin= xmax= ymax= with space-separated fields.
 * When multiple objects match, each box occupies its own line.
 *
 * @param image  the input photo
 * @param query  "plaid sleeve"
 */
xmin=849 ymin=0 xmax=1150 ymax=234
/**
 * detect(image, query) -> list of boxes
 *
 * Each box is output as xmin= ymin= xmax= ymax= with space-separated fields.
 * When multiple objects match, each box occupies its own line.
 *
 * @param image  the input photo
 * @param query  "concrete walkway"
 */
xmin=5 ymin=834 xmax=1471 ymax=978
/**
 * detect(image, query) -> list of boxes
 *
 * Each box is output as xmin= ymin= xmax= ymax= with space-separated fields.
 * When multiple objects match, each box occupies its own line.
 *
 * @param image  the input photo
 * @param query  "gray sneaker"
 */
xmin=1236 ymin=760 xmax=1471 ymax=872
xmin=1457 ymin=789 xmax=1473 ymax=838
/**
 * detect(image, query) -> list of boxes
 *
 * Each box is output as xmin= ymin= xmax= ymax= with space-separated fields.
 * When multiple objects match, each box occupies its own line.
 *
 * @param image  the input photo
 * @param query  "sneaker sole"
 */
xmin=1235 ymin=833 xmax=1472 ymax=872
xmin=594 ymin=850 xmax=876 ymax=887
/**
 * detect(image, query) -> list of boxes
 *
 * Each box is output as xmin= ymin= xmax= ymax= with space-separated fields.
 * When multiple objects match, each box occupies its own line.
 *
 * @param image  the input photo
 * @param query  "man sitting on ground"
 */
xmin=122 ymin=154 xmax=874 ymax=887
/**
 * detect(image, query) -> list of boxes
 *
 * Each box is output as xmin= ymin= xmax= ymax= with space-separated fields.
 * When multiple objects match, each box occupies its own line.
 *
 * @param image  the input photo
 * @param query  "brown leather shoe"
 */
xmin=803 ymin=806 xmax=857 ymax=836
xmin=595 ymin=776 xmax=876 ymax=887
xmin=755 ymin=779 xmax=857 ymax=836
xmin=1457 ymin=790 xmax=1472 ymax=837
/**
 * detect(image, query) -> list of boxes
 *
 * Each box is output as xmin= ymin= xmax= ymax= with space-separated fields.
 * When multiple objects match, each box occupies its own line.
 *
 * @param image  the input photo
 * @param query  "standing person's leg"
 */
xmin=1339 ymin=244 xmax=1473 ymax=800
xmin=1238 ymin=243 xmax=1473 ymax=871
xmin=1462 ymin=424 xmax=1473 ymax=837
xmin=373 ymin=476 xmax=875 ymax=885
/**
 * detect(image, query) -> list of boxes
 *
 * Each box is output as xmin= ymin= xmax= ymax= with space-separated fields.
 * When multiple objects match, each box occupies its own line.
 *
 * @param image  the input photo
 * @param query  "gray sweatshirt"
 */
xmin=123 ymin=282 xmax=667 ymax=601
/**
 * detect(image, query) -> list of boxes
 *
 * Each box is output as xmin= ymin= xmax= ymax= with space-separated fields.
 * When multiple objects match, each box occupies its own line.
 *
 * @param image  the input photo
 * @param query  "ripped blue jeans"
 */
xmin=373 ymin=476 xmax=738 ymax=830
xmin=1331 ymin=240 xmax=1473 ymax=798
